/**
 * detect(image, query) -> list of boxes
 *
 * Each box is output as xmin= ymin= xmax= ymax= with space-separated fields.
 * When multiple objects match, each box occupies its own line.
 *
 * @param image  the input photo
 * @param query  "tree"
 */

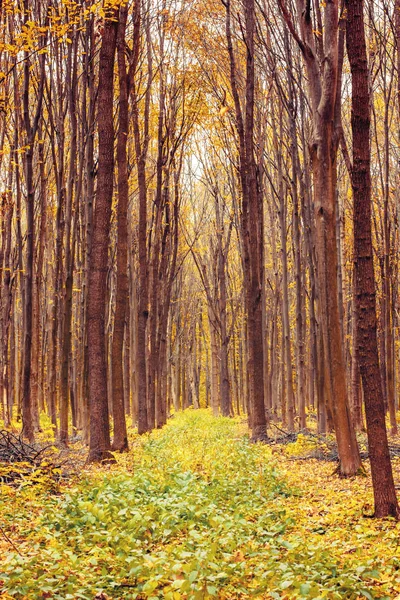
xmin=21 ymin=0 xmax=47 ymax=442
xmin=131 ymin=0 xmax=150 ymax=435
xmin=111 ymin=4 xmax=129 ymax=452
xmin=224 ymin=0 xmax=267 ymax=440
xmin=87 ymin=6 xmax=119 ymax=463
xmin=278 ymin=0 xmax=361 ymax=474
xmin=346 ymin=0 xmax=399 ymax=517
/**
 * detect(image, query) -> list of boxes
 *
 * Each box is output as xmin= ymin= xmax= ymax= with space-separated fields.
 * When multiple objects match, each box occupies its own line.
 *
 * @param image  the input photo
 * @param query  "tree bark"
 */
xmin=87 ymin=9 xmax=118 ymax=463
xmin=346 ymin=0 xmax=399 ymax=517
xmin=111 ymin=5 xmax=129 ymax=451
xmin=279 ymin=0 xmax=361 ymax=474
xmin=21 ymin=0 xmax=46 ymax=442
xmin=225 ymin=0 xmax=266 ymax=439
xmin=131 ymin=0 xmax=150 ymax=434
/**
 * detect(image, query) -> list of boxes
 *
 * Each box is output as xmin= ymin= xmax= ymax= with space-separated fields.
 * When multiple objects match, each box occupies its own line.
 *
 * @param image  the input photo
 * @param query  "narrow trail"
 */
xmin=1 ymin=411 xmax=400 ymax=599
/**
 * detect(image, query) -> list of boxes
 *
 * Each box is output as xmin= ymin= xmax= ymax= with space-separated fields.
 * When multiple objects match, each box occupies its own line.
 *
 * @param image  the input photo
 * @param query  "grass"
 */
xmin=1 ymin=409 xmax=400 ymax=599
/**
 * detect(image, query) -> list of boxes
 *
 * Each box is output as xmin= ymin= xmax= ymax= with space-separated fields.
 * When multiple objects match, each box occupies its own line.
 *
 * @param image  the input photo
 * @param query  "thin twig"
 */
xmin=0 ymin=524 xmax=22 ymax=556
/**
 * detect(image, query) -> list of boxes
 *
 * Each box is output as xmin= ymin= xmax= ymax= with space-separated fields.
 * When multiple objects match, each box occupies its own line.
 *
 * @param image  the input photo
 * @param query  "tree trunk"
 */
xmin=131 ymin=0 xmax=150 ymax=435
xmin=208 ymin=307 xmax=220 ymax=416
xmin=312 ymin=134 xmax=361 ymax=475
xmin=21 ymin=0 xmax=46 ymax=441
xmin=346 ymin=0 xmax=399 ymax=517
xmin=87 ymin=10 xmax=118 ymax=463
xmin=279 ymin=0 xmax=360 ymax=475
xmin=111 ymin=6 xmax=129 ymax=452
xmin=351 ymin=272 xmax=363 ymax=430
xmin=285 ymin=30 xmax=306 ymax=429
xmin=225 ymin=0 xmax=266 ymax=439
xmin=216 ymin=201 xmax=231 ymax=417
xmin=81 ymin=14 xmax=96 ymax=443
xmin=59 ymin=31 xmax=79 ymax=447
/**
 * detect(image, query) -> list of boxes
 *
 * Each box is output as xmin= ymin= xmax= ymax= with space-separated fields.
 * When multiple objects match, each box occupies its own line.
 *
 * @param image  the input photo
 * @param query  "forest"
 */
xmin=2 ymin=0 xmax=400 ymax=597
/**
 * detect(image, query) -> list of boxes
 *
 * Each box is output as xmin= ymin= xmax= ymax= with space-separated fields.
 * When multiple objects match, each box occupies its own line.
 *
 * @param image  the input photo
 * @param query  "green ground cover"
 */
xmin=1 ymin=410 xmax=400 ymax=599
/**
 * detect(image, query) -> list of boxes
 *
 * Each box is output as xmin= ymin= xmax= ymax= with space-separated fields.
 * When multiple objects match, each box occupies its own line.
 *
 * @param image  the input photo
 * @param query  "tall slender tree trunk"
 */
xmin=59 ymin=31 xmax=79 ymax=446
xmin=131 ymin=0 xmax=151 ymax=435
xmin=82 ymin=15 xmax=96 ymax=443
xmin=87 ymin=9 xmax=118 ymax=463
xmin=274 ymin=107 xmax=295 ymax=431
xmin=284 ymin=31 xmax=306 ymax=429
xmin=216 ymin=199 xmax=231 ymax=417
xmin=280 ymin=0 xmax=360 ymax=474
xmin=346 ymin=0 xmax=399 ymax=517
xmin=21 ymin=0 xmax=46 ymax=441
xmin=312 ymin=131 xmax=360 ymax=474
xmin=208 ymin=307 xmax=220 ymax=416
xmin=351 ymin=272 xmax=363 ymax=430
xmin=111 ymin=5 xmax=129 ymax=451
xmin=219 ymin=262 xmax=231 ymax=417
xmin=225 ymin=0 xmax=266 ymax=439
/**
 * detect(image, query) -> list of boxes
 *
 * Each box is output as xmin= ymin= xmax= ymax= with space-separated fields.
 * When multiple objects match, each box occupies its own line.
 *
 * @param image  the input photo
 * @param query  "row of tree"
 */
xmin=0 ymin=0 xmax=400 ymax=516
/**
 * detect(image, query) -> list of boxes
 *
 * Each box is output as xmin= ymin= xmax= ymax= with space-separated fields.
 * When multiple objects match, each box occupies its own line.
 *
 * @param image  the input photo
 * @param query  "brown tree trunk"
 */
xmin=346 ymin=0 xmax=399 ymax=517
xmin=130 ymin=265 xmax=139 ymax=425
xmin=218 ymin=259 xmax=231 ymax=417
xmin=155 ymin=165 xmax=180 ymax=427
xmin=351 ymin=271 xmax=363 ymax=430
xmin=216 ymin=195 xmax=231 ymax=417
xmin=131 ymin=0 xmax=150 ymax=435
xmin=280 ymin=0 xmax=361 ymax=474
xmin=59 ymin=31 xmax=79 ymax=447
xmin=87 ymin=9 xmax=118 ymax=463
xmin=284 ymin=30 xmax=306 ymax=429
xmin=136 ymin=158 xmax=149 ymax=436
xmin=244 ymin=0 xmax=266 ymax=440
xmin=312 ymin=133 xmax=360 ymax=474
xmin=208 ymin=307 xmax=220 ymax=416
xmin=274 ymin=107 xmax=295 ymax=432
xmin=111 ymin=6 xmax=129 ymax=451
xmin=21 ymin=1 xmax=46 ymax=442
xmin=82 ymin=15 xmax=96 ymax=443
xmin=32 ymin=120 xmax=47 ymax=428
xmin=225 ymin=0 xmax=266 ymax=439
xmin=147 ymin=14 xmax=166 ymax=430
xmin=0 ymin=185 xmax=13 ymax=427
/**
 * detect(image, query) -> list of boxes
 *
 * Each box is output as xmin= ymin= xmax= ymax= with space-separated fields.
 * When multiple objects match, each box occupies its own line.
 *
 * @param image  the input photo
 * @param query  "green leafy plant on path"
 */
xmin=1 ymin=410 xmax=400 ymax=599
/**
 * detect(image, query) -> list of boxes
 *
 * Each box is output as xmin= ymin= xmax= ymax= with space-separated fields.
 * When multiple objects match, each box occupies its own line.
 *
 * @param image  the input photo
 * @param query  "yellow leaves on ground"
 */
xmin=3 ymin=411 xmax=400 ymax=599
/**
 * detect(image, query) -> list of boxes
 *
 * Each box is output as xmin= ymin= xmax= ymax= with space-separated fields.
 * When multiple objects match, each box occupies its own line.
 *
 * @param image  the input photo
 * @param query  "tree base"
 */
xmin=111 ymin=438 xmax=129 ymax=453
xmin=87 ymin=449 xmax=116 ymax=464
xmin=250 ymin=432 xmax=270 ymax=443
xmin=333 ymin=463 xmax=367 ymax=478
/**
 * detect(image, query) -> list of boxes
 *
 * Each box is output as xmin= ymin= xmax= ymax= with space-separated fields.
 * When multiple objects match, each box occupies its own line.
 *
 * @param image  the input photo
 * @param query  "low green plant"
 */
xmin=0 ymin=410 xmax=397 ymax=599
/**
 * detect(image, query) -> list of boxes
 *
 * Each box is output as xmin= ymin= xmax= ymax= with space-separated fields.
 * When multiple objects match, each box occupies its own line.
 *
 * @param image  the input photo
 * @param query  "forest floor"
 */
xmin=1 ymin=410 xmax=400 ymax=600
